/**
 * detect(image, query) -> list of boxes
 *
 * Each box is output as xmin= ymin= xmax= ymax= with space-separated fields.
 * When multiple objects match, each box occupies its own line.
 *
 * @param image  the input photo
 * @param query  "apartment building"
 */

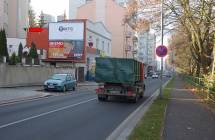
xmin=43 ymin=13 xmax=55 ymax=23
xmin=75 ymin=0 xmax=134 ymax=58
xmin=0 ymin=0 xmax=30 ymax=56
xmin=7 ymin=0 xmax=30 ymax=38
xmin=0 ymin=0 xmax=9 ymax=33
xmin=138 ymin=31 xmax=156 ymax=73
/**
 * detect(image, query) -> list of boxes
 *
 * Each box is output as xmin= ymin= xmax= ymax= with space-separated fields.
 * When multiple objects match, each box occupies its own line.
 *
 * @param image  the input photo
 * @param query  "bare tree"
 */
xmin=29 ymin=6 xmax=37 ymax=27
xmin=168 ymin=27 xmax=194 ymax=74
xmin=124 ymin=0 xmax=161 ymax=33
xmin=165 ymin=0 xmax=215 ymax=76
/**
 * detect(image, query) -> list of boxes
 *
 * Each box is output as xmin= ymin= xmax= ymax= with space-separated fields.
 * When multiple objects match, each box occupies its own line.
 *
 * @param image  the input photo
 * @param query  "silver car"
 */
xmin=44 ymin=74 xmax=77 ymax=92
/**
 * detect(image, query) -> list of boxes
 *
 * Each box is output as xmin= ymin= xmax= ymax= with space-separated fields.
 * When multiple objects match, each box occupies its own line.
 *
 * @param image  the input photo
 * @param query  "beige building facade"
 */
xmin=7 ymin=0 xmax=30 ymax=38
xmin=0 ymin=0 xmax=9 ymax=33
xmin=0 ymin=0 xmax=30 ymax=38
xmin=76 ymin=0 xmax=134 ymax=58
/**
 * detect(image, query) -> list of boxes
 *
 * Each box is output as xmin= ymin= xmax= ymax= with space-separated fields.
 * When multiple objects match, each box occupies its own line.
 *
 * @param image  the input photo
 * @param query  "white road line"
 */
xmin=0 ymin=98 xmax=97 ymax=129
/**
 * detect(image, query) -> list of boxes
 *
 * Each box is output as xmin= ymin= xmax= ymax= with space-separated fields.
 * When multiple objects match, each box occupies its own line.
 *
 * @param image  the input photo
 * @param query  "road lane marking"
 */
xmin=0 ymin=98 xmax=97 ymax=129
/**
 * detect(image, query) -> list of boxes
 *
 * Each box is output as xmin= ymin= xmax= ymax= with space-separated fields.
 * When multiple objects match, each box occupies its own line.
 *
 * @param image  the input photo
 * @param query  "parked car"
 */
xmin=152 ymin=73 xmax=159 ymax=79
xmin=144 ymin=74 xmax=147 ymax=79
xmin=44 ymin=74 xmax=77 ymax=92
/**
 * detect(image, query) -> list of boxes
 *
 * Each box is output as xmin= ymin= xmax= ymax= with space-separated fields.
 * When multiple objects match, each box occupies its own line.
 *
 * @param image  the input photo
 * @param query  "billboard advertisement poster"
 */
xmin=48 ymin=42 xmax=65 ymax=58
xmin=48 ymin=41 xmax=84 ymax=60
xmin=48 ymin=21 xmax=85 ymax=62
xmin=49 ymin=22 xmax=84 ymax=41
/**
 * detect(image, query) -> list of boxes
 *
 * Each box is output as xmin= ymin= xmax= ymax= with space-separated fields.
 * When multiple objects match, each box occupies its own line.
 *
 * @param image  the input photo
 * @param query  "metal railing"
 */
xmin=184 ymin=75 xmax=215 ymax=103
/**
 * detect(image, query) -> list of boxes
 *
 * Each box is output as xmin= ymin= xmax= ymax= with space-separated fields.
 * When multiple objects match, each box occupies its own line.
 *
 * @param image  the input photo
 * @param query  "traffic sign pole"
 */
xmin=156 ymin=45 xmax=167 ymax=99
xmin=160 ymin=0 xmax=164 ymax=99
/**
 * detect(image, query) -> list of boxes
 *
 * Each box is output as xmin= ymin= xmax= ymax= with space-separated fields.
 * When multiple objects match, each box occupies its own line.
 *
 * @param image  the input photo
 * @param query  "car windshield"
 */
xmin=51 ymin=74 xmax=66 ymax=80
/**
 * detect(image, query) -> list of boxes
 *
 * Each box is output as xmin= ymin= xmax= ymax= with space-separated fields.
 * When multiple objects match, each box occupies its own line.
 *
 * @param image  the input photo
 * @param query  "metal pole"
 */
xmin=159 ymin=0 xmax=164 ymax=98
xmin=212 ymin=47 xmax=215 ymax=77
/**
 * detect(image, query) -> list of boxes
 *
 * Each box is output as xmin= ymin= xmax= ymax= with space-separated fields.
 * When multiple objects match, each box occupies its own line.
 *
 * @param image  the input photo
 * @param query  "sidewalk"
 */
xmin=0 ymin=81 xmax=98 ymax=105
xmin=163 ymin=76 xmax=215 ymax=140
xmin=0 ymin=87 xmax=50 ymax=105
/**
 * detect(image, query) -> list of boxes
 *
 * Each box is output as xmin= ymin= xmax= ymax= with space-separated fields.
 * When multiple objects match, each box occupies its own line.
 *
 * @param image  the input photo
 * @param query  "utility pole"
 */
xmin=211 ymin=46 xmax=215 ymax=77
xmin=159 ymin=0 xmax=164 ymax=98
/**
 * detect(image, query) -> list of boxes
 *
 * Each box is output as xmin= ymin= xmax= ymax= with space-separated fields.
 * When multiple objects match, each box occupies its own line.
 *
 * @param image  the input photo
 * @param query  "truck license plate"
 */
xmin=109 ymin=91 xmax=119 ymax=94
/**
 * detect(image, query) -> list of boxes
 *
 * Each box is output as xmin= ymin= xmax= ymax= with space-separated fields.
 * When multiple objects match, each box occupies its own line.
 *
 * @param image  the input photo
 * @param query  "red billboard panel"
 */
xmin=29 ymin=28 xmax=44 ymax=32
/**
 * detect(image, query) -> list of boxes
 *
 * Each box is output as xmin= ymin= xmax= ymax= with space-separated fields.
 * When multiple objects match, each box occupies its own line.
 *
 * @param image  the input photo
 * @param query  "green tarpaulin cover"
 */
xmin=95 ymin=58 xmax=142 ymax=84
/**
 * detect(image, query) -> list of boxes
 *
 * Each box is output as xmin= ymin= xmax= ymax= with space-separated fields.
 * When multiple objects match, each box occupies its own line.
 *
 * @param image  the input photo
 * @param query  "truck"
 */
xmin=95 ymin=57 xmax=145 ymax=103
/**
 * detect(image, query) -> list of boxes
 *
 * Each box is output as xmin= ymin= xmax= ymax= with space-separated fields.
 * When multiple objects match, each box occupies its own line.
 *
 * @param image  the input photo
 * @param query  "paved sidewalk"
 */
xmin=0 ymin=87 xmax=50 ymax=105
xmin=0 ymin=81 xmax=98 ymax=105
xmin=163 ymin=76 xmax=215 ymax=140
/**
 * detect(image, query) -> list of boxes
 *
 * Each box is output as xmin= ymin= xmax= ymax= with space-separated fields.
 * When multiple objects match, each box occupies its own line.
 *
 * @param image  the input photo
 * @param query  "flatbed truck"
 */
xmin=95 ymin=58 xmax=145 ymax=103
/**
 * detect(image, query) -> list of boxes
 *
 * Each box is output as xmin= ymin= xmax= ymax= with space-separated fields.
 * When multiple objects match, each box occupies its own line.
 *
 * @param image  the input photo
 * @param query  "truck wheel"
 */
xmin=140 ymin=93 xmax=143 ymax=98
xmin=140 ymin=85 xmax=145 ymax=98
xmin=98 ymin=95 xmax=108 ymax=101
xmin=103 ymin=95 xmax=108 ymax=101
xmin=140 ymin=89 xmax=144 ymax=98
xmin=98 ymin=96 xmax=103 ymax=101
xmin=98 ymin=95 xmax=105 ymax=101
xmin=131 ymin=95 xmax=138 ymax=103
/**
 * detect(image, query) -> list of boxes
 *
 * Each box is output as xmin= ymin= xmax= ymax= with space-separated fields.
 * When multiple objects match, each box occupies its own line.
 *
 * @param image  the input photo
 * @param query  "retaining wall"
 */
xmin=0 ymin=64 xmax=75 ymax=87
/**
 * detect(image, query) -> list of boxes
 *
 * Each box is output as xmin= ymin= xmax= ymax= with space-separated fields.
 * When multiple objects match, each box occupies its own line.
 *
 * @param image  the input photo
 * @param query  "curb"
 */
xmin=0 ymin=94 xmax=51 ymax=106
xmin=77 ymin=83 xmax=98 ymax=87
xmin=160 ymin=105 xmax=168 ymax=140
xmin=0 ymin=84 xmax=97 ymax=106
xmin=107 ymin=79 xmax=171 ymax=140
xmin=78 ymin=84 xmax=98 ymax=87
xmin=0 ymin=84 xmax=43 ymax=88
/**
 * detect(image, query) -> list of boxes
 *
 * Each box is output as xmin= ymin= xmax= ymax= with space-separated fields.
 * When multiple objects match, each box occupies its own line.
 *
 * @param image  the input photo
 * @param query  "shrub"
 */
xmin=9 ymin=53 xmax=18 ymax=65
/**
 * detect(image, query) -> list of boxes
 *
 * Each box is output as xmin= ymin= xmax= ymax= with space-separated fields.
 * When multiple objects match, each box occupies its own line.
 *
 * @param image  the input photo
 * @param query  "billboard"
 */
xmin=48 ymin=21 xmax=85 ymax=62
xmin=48 ymin=42 xmax=65 ymax=58
xmin=48 ymin=41 xmax=84 ymax=60
xmin=49 ymin=22 xmax=84 ymax=40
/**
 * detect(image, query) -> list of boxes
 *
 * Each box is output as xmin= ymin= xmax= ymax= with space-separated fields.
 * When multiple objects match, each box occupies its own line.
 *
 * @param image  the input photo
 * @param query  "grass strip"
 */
xmin=129 ymin=78 xmax=174 ymax=140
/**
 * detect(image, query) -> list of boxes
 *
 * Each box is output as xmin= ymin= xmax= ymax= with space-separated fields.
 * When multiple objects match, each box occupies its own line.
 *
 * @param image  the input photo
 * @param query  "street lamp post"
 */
xmin=160 ymin=0 xmax=164 ymax=98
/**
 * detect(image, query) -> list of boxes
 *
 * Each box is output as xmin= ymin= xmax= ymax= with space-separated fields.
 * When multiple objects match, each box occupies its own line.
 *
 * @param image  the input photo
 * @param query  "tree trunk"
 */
xmin=196 ymin=63 xmax=201 ymax=77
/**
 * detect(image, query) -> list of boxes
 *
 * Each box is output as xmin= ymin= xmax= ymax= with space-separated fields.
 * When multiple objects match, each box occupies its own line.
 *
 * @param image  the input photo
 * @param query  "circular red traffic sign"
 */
xmin=156 ymin=45 xmax=168 ymax=57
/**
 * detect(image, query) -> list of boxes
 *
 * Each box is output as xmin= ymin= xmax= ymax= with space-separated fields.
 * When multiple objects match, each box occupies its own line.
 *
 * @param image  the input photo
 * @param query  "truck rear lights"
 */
xmin=96 ymin=88 xmax=104 ymax=94
xmin=127 ymin=91 xmax=134 ymax=96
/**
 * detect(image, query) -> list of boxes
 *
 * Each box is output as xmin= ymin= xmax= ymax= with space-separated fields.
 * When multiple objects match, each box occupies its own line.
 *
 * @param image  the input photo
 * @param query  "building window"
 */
xmin=107 ymin=43 xmax=110 ymax=53
xmin=3 ymin=0 xmax=6 ymax=13
xmin=96 ymin=38 xmax=99 ymax=49
xmin=40 ymin=49 xmax=43 ymax=55
xmin=9 ymin=45 xmax=13 ymax=53
xmin=102 ymin=41 xmax=104 ymax=51
xmin=119 ymin=2 xmax=124 ymax=6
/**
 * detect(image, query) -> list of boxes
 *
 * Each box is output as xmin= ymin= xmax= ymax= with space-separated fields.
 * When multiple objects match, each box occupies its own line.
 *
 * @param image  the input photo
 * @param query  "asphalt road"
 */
xmin=0 ymin=77 xmax=169 ymax=140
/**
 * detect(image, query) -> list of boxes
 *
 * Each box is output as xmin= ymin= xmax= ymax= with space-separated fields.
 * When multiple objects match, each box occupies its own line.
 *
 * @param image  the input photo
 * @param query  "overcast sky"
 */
xmin=31 ymin=0 xmax=69 ymax=17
